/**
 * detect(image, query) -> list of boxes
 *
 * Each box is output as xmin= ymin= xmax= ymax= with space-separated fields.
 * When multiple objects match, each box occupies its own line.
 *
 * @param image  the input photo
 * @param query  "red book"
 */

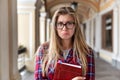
xmin=53 ymin=62 xmax=82 ymax=80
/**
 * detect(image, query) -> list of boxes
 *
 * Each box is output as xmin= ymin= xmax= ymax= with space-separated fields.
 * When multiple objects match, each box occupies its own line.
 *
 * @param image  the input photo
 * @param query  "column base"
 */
xmin=116 ymin=60 xmax=120 ymax=70
xmin=10 ymin=72 xmax=21 ymax=80
xmin=112 ymin=56 xmax=120 ymax=70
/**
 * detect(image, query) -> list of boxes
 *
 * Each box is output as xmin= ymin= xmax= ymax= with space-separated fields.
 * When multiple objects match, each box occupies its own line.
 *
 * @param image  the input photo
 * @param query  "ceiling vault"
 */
xmin=37 ymin=0 xmax=114 ymax=22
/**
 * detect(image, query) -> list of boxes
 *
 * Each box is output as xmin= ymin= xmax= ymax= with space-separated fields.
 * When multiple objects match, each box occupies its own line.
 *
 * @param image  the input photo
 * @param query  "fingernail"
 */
xmin=83 ymin=77 xmax=86 ymax=79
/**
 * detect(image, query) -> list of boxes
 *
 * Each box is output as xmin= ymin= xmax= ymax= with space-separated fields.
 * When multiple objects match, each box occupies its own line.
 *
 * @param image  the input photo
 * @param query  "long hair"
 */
xmin=41 ymin=7 xmax=89 ymax=76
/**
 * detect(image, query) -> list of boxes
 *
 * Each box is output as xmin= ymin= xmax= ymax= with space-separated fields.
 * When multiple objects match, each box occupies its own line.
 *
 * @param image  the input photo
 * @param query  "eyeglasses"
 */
xmin=56 ymin=21 xmax=75 ymax=30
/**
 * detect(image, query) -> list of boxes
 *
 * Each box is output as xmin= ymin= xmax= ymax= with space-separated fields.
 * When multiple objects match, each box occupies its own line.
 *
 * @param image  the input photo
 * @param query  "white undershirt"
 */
xmin=62 ymin=49 xmax=71 ymax=59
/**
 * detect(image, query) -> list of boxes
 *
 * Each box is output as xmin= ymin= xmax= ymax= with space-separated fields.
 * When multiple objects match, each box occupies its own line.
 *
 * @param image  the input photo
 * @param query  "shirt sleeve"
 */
xmin=86 ymin=49 xmax=95 ymax=80
xmin=34 ymin=45 xmax=46 ymax=80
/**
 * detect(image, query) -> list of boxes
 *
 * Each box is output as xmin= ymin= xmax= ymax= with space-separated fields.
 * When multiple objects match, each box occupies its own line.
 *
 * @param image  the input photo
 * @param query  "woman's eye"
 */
xmin=67 ymin=22 xmax=72 ymax=25
xmin=58 ymin=23 xmax=63 ymax=26
xmin=66 ymin=22 xmax=73 ymax=25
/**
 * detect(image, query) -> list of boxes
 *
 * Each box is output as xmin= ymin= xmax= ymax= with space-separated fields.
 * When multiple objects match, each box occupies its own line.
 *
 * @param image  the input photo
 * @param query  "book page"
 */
xmin=61 ymin=62 xmax=81 ymax=68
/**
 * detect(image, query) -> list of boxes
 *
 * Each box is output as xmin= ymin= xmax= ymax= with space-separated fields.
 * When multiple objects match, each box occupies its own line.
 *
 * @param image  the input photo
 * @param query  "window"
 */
xmin=102 ymin=10 xmax=113 ymax=51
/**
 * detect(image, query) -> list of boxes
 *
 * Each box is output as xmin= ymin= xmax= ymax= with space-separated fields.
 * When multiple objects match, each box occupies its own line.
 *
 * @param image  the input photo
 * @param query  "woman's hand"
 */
xmin=72 ymin=76 xmax=86 ymax=80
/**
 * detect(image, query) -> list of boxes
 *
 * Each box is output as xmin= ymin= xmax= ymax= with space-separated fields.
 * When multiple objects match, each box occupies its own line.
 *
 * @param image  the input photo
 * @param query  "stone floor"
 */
xmin=21 ymin=58 xmax=120 ymax=80
xmin=95 ymin=58 xmax=120 ymax=80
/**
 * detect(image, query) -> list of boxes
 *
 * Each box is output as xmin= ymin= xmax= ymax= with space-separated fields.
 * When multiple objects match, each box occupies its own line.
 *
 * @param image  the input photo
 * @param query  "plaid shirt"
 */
xmin=34 ymin=43 xmax=95 ymax=80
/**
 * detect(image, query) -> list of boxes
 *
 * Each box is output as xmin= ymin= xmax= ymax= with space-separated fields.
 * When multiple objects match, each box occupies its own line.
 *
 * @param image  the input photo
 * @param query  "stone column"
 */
xmin=35 ymin=0 xmax=42 ymax=51
xmin=116 ymin=4 xmax=120 ymax=69
xmin=90 ymin=19 xmax=94 ymax=48
xmin=86 ymin=20 xmax=90 ymax=46
xmin=46 ymin=18 xmax=51 ymax=41
xmin=39 ymin=12 xmax=47 ymax=44
xmin=0 ymin=0 xmax=21 ymax=80
xmin=112 ymin=6 xmax=119 ymax=67
xmin=94 ymin=14 xmax=102 ymax=55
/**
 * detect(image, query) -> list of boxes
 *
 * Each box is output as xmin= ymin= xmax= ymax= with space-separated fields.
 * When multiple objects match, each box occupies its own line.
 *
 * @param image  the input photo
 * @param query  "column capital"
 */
xmin=40 ymin=12 xmax=47 ymax=17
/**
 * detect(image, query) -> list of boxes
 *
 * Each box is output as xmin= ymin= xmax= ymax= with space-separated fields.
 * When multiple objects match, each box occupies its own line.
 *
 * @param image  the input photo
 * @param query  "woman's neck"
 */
xmin=62 ymin=40 xmax=72 ymax=50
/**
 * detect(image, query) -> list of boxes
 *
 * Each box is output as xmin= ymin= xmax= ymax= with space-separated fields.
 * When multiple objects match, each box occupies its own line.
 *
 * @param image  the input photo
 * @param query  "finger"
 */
xmin=78 ymin=77 xmax=86 ymax=80
xmin=72 ymin=77 xmax=86 ymax=80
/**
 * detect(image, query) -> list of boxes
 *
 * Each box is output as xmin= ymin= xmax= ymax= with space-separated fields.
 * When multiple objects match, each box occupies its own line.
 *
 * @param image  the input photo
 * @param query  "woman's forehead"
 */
xmin=57 ymin=14 xmax=74 ymax=22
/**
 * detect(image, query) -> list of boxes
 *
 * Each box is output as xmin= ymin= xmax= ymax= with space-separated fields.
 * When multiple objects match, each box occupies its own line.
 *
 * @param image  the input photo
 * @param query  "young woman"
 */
xmin=34 ymin=7 xmax=95 ymax=80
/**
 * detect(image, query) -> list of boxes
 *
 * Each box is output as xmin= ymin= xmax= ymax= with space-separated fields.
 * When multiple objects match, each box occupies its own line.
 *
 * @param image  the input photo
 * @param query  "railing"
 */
xmin=18 ymin=47 xmax=26 ymax=72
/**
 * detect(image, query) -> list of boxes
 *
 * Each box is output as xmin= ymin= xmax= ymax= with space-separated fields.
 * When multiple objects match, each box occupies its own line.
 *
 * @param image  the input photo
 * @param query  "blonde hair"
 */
xmin=41 ymin=7 xmax=89 ymax=76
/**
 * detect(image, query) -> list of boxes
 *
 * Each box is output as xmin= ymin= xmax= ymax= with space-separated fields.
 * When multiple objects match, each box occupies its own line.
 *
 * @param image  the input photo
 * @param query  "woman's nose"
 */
xmin=62 ymin=25 xmax=67 ymax=30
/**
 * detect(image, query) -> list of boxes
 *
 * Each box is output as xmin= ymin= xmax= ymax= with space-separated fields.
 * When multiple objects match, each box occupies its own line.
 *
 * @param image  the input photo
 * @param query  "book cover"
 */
xmin=53 ymin=62 xmax=82 ymax=80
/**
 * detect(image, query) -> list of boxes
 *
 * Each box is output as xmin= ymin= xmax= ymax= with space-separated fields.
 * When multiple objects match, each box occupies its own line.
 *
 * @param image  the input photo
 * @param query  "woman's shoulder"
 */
xmin=36 ymin=42 xmax=49 ymax=55
xmin=87 ymin=47 xmax=95 ymax=57
xmin=40 ymin=42 xmax=49 ymax=50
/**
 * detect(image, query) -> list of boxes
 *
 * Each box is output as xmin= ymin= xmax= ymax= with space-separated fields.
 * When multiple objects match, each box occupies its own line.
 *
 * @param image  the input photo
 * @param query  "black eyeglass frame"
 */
xmin=56 ymin=21 xmax=75 ymax=30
